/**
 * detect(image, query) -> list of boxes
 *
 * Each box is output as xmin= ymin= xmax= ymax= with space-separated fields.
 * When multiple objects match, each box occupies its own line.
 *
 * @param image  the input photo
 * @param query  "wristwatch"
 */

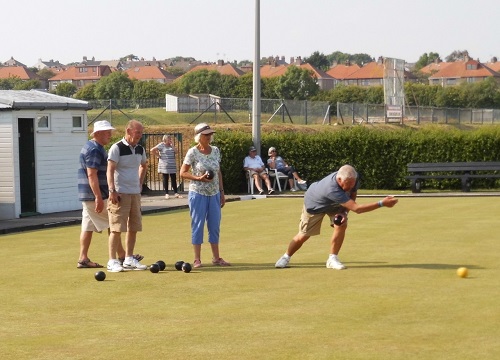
xmin=109 ymin=189 xmax=117 ymax=193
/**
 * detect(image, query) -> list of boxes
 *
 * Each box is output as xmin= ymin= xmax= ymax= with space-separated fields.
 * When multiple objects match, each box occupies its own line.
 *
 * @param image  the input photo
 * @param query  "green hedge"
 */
xmin=213 ymin=126 xmax=500 ymax=194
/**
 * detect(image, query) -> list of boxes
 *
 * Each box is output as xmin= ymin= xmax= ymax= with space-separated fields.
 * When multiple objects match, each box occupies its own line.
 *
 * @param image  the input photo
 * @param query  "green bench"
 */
xmin=406 ymin=162 xmax=500 ymax=193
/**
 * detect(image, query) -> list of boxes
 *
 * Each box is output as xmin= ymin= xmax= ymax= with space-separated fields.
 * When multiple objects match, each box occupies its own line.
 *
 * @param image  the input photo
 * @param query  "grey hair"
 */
xmin=194 ymin=133 xmax=214 ymax=143
xmin=162 ymin=135 xmax=170 ymax=142
xmin=337 ymin=165 xmax=357 ymax=180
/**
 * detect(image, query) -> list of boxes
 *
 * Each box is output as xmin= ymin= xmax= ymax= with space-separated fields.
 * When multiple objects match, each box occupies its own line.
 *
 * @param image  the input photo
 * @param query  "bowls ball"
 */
xmin=94 ymin=271 xmax=106 ymax=281
xmin=150 ymin=263 xmax=160 ymax=273
xmin=182 ymin=262 xmax=192 ymax=273
xmin=156 ymin=260 xmax=166 ymax=271
xmin=175 ymin=261 xmax=185 ymax=271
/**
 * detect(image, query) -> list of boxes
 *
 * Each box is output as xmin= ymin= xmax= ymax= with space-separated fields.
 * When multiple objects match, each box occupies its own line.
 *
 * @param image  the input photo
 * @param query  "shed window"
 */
xmin=72 ymin=115 xmax=84 ymax=129
xmin=37 ymin=114 xmax=51 ymax=130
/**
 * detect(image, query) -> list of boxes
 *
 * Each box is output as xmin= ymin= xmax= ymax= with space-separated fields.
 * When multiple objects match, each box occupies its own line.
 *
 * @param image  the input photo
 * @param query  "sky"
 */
xmin=3 ymin=0 xmax=499 ymax=68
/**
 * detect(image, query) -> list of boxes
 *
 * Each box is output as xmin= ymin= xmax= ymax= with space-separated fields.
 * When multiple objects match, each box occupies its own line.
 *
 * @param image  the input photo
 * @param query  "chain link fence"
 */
xmin=337 ymin=102 xmax=500 ymax=125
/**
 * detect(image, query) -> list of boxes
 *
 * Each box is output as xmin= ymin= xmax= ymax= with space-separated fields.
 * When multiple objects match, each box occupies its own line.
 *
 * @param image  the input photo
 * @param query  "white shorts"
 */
xmin=81 ymin=200 xmax=110 ymax=232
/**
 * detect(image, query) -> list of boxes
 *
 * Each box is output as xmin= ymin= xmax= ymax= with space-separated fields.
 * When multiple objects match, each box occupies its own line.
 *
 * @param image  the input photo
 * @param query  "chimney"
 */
xmin=296 ymin=56 xmax=302 ymax=65
xmin=290 ymin=57 xmax=295 ymax=64
xmin=217 ymin=59 xmax=224 ymax=66
xmin=377 ymin=56 xmax=384 ymax=64
xmin=345 ymin=59 xmax=351 ymax=66
xmin=83 ymin=56 xmax=87 ymax=62
xmin=491 ymin=57 xmax=498 ymax=63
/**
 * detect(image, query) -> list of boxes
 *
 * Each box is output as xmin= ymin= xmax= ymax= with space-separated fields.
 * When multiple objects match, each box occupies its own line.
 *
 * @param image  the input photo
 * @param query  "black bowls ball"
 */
xmin=94 ymin=271 xmax=106 ymax=281
xmin=156 ymin=260 xmax=166 ymax=271
xmin=150 ymin=263 xmax=160 ymax=273
xmin=182 ymin=262 xmax=192 ymax=273
xmin=175 ymin=261 xmax=185 ymax=271
xmin=205 ymin=170 xmax=215 ymax=180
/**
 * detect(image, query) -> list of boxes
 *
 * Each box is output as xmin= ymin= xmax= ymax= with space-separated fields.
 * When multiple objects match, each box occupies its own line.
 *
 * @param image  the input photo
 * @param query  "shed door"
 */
xmin=18 ymin=118 xmax=37 ymax=216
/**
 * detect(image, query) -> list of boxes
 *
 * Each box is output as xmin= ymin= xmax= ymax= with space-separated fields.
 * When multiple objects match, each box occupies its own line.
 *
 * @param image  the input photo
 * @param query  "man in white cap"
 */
xmin=77 ymin=120 xmax=115 ymax=268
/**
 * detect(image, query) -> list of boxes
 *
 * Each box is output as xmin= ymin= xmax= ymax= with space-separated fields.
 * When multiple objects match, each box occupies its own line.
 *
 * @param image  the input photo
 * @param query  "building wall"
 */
xmin=34 ymin=110 xmax=87 ymax=214
xmin=0 ymin=113 xmax=16 ymax=220
xmin=0 ymin=109 xmax=88 ymax=219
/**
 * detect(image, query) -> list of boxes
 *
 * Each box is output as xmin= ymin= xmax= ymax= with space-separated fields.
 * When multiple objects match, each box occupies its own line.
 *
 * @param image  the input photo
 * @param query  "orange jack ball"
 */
xmin=457 ymin=267 xmax=468 ymax=278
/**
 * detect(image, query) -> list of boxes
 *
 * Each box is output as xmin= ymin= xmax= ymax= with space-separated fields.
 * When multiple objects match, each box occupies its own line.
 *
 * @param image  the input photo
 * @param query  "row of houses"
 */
xmin=2 ymin=55 xmax=500 ymax=93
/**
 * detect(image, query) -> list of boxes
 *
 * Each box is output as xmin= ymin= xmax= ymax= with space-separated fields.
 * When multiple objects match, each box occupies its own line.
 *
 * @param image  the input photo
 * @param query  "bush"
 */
xmin=213 ymin=126 xmax=500 ymax=193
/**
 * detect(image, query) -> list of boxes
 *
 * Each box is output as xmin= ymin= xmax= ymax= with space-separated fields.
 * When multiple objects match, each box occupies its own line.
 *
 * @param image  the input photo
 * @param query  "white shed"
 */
xmin=165 ymin=93 xmax=221 ymax=113
xmin=0 ymin=90 xmax=91 ymax=220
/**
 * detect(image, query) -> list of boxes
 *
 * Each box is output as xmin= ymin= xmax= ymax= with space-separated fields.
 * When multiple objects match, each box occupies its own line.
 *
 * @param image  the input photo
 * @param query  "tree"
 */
xmin=132 ymin=80 xmax=164 ymax=99
xmin=54 ymin=82 xmax=77 ymax=97
xmin=120 ymin=54 xmax=139 ymax=61
xmin=74 ymin=83 xmax=96 ymax=100
xmin=304 ymin=51 xmax=330 ymax=71
xmin=445 ymin=50 xmax=469 ymax=62
xmin=94 ymin=72 xmax=134 ymax=99
xmin=36 ymin=68 xmax=56 ymax=80
xmin=414 ymin=52 xmax=440 ymax=71
xmin=176 ymin=70 xmax=221 ymax=94
xmin=275 ymin=66 xmax=319 ymax=100
xmin=13 ymin=79 xmax=41 ymax=90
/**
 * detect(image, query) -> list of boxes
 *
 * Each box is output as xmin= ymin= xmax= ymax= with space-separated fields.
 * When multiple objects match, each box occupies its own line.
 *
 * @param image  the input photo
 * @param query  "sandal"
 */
xmin=212 ymin=257 xmax=231 ymax=266
xmin=77 ymin=259 xmax=104 ymax=269
xmin=193 ymin=259 xmax=202 ymax=268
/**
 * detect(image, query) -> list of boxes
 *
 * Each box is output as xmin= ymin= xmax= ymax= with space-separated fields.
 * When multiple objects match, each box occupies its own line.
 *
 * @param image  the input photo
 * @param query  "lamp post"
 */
xmin=252 ymin=0 xmax=261 ymax=155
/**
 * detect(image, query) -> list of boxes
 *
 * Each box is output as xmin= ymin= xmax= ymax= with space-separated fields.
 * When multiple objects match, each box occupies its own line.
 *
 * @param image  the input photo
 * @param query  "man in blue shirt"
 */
xmin=77 ymin=120 xmax=115 ymax=269
xmin=275 ymin=165 xmax=398 ymax=270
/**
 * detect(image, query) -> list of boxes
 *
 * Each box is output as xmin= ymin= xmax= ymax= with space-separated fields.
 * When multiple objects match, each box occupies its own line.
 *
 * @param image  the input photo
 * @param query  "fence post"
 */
xmin=305 ymin=100 xmax=308 ymax=125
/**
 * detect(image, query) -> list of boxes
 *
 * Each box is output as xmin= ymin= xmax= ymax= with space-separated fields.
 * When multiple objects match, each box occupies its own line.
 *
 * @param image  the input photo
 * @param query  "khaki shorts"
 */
xmin=298 ymin=205 xmax=343 ymax=236
xmin=108 ymin=193 xmax=142 ymax=232
xmin=82 ymin=200 xmax=110 ymax=232
xmin=249 ymin=170 xmax=268 ymax=178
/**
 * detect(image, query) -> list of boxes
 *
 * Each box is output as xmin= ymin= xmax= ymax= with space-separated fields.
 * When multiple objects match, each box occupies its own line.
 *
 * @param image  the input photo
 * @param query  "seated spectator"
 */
xmin=243 ymin=146 xmax=274 ymax=195
xmin=267 ymin=146 xmax=306 ymax=192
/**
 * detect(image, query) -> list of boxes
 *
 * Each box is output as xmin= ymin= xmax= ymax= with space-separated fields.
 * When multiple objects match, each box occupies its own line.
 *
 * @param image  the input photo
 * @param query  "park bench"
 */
xmin=406 ymin=162 xmax=500 ymax=193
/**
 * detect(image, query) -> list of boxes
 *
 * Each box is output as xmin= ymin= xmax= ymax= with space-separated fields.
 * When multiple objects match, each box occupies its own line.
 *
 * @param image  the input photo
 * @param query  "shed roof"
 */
xmin=0 ymin=90 xmax=91 ymax=111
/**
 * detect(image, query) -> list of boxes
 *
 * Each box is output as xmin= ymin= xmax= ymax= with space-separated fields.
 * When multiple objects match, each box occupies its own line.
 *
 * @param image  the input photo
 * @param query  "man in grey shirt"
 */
xmin=275 ymin=165 xmax=398 ymax=270
xmin=106 ymin=120 xmax=148 ymax=272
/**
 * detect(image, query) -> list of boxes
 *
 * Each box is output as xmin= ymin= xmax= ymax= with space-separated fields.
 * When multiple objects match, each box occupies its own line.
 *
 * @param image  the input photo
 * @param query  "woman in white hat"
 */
xmin=180 ymin=123 xmax=230 ymax=268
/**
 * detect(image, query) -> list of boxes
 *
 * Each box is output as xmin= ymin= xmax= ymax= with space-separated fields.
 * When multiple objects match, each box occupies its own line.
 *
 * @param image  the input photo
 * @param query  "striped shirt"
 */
xmin=77 ymin=140 xmax=108 ymax=201
xmin=156 ymin=142 xmax=177 ymax=174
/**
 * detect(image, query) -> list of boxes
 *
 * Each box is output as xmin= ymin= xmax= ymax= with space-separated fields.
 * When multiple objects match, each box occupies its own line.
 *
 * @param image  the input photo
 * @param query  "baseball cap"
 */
xmin=249 ymin=146 xmax=257 ymax=152
xmin=91 ymin=120 xmax=115 ymax=135
xmin=194 ymin=123 xmax=216 ymax=135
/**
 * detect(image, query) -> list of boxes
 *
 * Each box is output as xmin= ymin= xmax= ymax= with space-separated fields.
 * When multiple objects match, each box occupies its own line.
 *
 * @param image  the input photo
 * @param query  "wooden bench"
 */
xmin=406 ymin=162 xmax=500 ymax=193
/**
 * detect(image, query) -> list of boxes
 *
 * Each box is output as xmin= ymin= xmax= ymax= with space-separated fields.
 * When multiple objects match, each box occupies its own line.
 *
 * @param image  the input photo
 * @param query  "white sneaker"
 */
xmin=290 ymin=187 xmax=297 ymax=192
xmin=275 ymin=255 xmax=290 ymax=268
xmin=122 ymin=257 xmax=147 ymax=271
xmin=165 ymin=194 xmax=170 ymax=199
xmin=107 ymin=259 xmax=124 ymax=273
xmin=298 ymin=180 xmax=306 ymax=184
xmin=326 ymin=255 xmax=346 ymax=270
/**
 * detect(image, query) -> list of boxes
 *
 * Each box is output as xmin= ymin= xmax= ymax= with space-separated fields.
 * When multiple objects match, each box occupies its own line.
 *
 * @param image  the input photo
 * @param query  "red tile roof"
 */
xmin=124 ymin=66 xmax=177 ymax=82
xmin=326 ymin=64 xmax=361 ymax=79
xmin=429 ymin=59 xmax=499 ymax=79
xmin=187 ymin=63 xmax=245 ymax=77
xmin=49 ymin=65 xmax=112 ymax=81
xmin=0 ymin=66 xmax=39 ymax=80
xmin=347 ymin=62 xmax=384 ymax=79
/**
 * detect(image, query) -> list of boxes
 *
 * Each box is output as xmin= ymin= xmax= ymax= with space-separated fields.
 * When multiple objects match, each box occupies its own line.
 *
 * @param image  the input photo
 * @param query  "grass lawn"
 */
xmin=1 ymin=197 xmax=499 ymax=359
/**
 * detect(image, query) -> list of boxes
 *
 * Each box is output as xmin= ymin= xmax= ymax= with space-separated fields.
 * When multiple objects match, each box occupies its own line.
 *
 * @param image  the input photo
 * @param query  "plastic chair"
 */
xmin=246 ymin=169 xmax=269 ymax=194
xmin=267 ymin=168 xmax=296 ymax=192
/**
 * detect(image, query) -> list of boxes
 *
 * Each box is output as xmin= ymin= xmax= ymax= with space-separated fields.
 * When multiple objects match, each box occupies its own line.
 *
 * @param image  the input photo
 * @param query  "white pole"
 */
xmin=252 ymin=0 xmax=261 ymax=155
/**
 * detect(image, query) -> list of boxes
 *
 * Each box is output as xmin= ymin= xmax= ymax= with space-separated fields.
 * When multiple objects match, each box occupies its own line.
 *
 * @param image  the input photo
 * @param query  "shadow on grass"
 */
xmin=188 ymin=262 xmax=484 ymax=272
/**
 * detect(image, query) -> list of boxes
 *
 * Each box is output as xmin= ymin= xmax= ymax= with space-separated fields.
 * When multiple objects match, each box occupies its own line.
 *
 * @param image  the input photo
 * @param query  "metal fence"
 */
xmin=88 ymin=98 xmax=332 ymax=125
xmin=141 ymin=132 xmax=185 ymax=193
xmin=337 ymin=102 xmax=500 ymax=125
